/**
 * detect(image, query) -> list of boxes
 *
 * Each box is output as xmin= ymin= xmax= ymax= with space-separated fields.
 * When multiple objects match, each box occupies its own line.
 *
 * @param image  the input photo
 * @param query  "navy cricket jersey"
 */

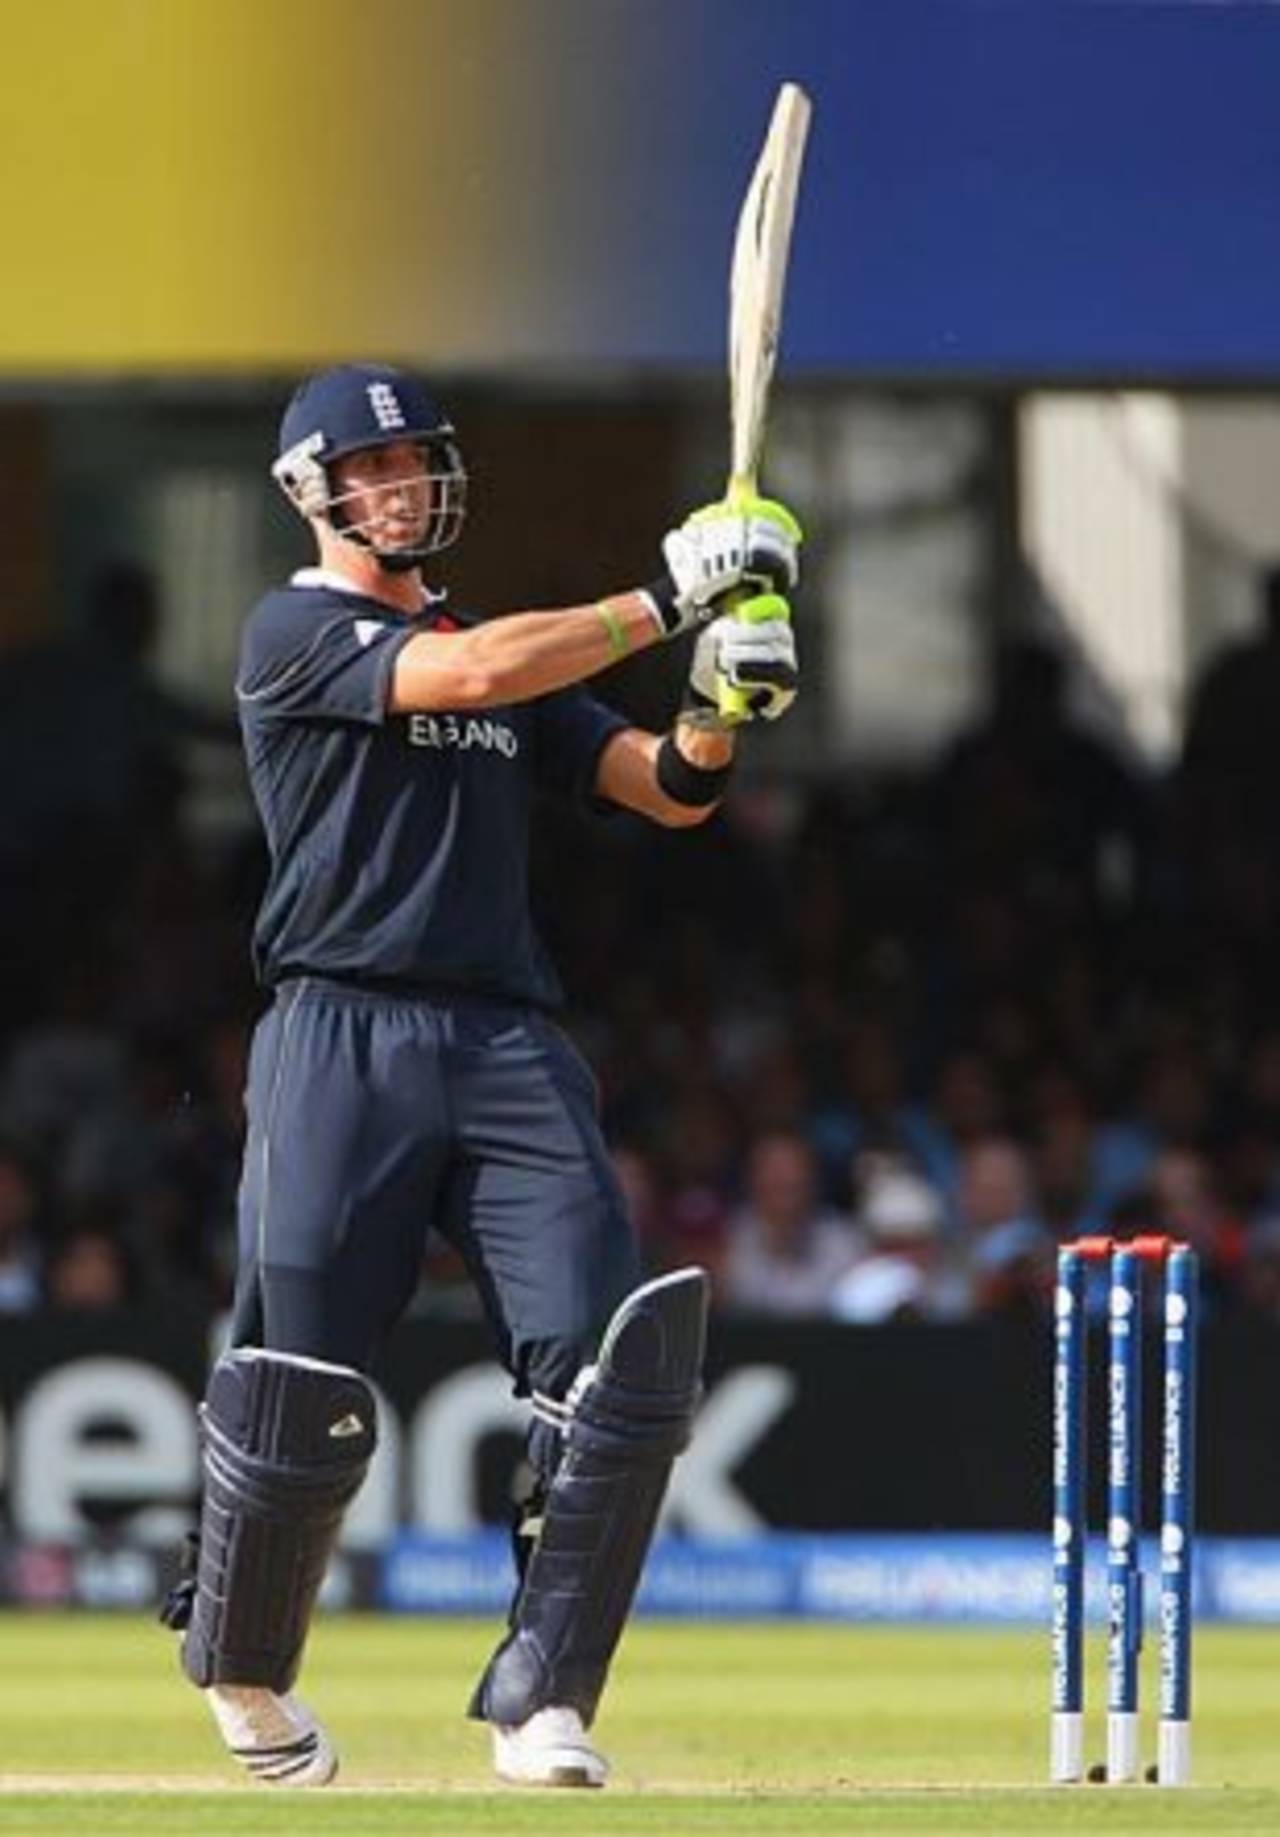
xmin=235 ymin=570 xmax=628 ymax=1006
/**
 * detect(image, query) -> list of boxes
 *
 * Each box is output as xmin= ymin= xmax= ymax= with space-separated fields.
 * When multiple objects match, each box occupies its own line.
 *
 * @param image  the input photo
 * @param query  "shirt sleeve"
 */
xmin=236 ymin=590 xmax=415 ymax=725
xmin=530 ymin=686 xmax=629 ymax=806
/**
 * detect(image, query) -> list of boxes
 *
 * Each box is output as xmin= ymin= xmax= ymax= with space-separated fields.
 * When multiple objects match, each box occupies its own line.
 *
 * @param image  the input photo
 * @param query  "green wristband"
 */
xmin=595 ymin=601 xmax=631 ymax=660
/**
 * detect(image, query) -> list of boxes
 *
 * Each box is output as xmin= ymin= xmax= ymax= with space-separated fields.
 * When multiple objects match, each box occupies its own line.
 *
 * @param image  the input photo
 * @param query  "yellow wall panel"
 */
xmin=0 ymin=0 xmax=558 ymax=368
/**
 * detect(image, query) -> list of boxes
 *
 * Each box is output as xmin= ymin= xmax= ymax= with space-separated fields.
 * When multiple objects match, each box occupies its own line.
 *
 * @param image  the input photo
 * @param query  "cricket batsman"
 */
xmin=161 ymin=364 xmax=801 ymax=1787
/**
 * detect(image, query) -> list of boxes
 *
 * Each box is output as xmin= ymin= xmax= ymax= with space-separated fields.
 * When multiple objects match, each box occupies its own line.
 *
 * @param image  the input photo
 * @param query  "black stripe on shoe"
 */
xmin=260 ymin=1746 xmax=332 ymax=1783
xmin=234 ymin=1732 xmax=320 ymax=1778
xmin=231 ymin=1732 xmax=318 ymax=1762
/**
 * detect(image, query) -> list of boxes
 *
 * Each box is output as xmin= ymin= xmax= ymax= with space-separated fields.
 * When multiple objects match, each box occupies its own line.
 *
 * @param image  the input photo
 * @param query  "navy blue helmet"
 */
xmin=272 ymin=363 xmax=466 ymax=569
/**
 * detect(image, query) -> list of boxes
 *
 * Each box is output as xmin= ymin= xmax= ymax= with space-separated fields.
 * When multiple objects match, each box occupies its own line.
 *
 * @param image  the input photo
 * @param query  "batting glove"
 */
xmin=684 ymin=595 xmax=798 ymax=727
xmin=642 ymin=495 xmax=802 ymax=636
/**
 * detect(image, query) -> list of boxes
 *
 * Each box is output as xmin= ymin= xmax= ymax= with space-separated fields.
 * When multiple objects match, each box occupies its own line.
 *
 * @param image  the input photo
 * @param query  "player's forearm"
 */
xmin=593 ymin=721 xmax=735 ymax=828
xmin=389 ymin=593 xmax=660 ymax=712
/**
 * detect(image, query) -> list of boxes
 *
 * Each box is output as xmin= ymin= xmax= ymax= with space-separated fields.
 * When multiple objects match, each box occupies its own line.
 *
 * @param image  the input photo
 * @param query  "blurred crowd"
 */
xmin=5 ymin=564 xmax=1280 ymax=1327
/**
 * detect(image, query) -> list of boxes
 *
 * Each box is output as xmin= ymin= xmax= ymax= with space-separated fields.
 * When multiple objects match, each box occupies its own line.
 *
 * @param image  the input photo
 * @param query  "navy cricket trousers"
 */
xmin=229 ymin=978 xmax=638 ymax=1437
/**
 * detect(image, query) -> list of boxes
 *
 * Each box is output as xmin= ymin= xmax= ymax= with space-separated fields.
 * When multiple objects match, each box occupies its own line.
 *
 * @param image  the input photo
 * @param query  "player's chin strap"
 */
xmin=469 ymin=1267 xmax=709 ymax=1730
xmin=328 ymin=512 xmax=431 ymax=577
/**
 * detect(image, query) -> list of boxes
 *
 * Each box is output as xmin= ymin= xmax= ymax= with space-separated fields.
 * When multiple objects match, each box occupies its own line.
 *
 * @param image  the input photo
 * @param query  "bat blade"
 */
xmin=728 ymin=82 xmax=811 ymax=499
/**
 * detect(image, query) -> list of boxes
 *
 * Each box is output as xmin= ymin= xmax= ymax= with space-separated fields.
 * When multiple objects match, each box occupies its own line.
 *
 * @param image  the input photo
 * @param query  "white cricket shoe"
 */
xmin=204 ymin=1684 xmax=338 ymax=1786
xmin=492 ymin=1705 xmax=608 ymax=1788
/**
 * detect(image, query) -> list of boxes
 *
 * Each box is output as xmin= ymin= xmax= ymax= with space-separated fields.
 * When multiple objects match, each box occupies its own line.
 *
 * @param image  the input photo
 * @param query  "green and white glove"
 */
xmin=684 ymin=594 xmax=798 ymax=727
xmin=642 ymin=495 xmax=802 ymax=636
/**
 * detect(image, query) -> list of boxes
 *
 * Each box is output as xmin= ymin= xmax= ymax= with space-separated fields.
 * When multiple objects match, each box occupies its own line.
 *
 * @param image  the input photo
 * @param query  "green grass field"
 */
xmin=1 ymin=1616 xmax=1279 ymax=1834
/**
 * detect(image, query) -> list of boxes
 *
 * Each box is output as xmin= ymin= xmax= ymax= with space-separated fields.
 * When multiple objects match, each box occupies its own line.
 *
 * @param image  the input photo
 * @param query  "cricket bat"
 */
xmin=720 ymin=81 xmax=812 ymax=721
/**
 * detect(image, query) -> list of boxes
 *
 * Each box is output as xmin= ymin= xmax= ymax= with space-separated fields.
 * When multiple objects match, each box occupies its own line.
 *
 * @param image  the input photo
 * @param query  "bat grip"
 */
xmin=715 ymin=588 xmax=789 ymax=723
xmin=715 ymin=477 xmax=795 ymax=722
xmin=716 ymin=476 xmax=756 ymax=723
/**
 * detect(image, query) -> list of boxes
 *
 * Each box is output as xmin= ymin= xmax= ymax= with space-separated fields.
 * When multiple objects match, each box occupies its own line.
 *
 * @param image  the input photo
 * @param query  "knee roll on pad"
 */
xmin=470 ymin=1266 xmax=708 ymax=1728
xmin=181 ymin=1348 xmax=376 ymax=1691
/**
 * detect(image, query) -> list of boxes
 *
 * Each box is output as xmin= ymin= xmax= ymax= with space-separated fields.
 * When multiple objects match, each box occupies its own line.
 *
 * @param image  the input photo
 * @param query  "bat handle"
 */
xmin=715 ymin=589 xmax=790 ymax=724
xmin=715 ymin=475 xmax=774 ymax=724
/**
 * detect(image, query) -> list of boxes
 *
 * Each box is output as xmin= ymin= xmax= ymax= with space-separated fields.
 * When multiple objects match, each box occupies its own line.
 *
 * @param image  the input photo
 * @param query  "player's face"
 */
xmin=331 ymin=441 xmax=433 ymax=553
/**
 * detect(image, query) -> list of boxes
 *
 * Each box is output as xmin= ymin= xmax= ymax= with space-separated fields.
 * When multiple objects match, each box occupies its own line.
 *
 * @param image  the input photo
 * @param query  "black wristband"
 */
xmin=655 ymin=734 xmax=733 ymax=807
xmin=641 ymin=574 xmax=680 ymax=635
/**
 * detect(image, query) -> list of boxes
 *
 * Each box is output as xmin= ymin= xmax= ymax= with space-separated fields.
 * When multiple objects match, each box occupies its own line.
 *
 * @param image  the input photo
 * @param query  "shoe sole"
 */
xmin=549 ymin=1766 xmax=603 ymax=1789
xmin=498 ymin=1764 xmax=604 ymax=1789
xmin=235 ymin=1757 xmax=339 ymax=1787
